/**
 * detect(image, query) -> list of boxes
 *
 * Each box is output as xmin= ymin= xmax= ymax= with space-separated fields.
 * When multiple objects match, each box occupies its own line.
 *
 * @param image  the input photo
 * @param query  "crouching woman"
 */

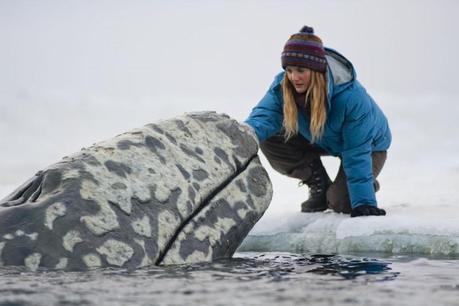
xmin=244 ymin=26 xmax=391 ymax=217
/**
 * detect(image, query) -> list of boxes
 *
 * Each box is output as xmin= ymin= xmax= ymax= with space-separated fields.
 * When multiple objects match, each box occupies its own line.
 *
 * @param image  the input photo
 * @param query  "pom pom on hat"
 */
xmin=299 ymin=25 xmax=314 ymax=34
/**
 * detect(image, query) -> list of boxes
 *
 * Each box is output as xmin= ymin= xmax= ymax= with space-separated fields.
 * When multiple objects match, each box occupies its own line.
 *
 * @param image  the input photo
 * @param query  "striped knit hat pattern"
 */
xmin=281 ymin=26 xmax=327 ymax=73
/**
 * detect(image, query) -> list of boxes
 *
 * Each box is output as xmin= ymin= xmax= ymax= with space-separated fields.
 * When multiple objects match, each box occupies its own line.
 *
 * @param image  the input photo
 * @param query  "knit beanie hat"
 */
xmin=281 ymin=26 xmax=327 ymax=73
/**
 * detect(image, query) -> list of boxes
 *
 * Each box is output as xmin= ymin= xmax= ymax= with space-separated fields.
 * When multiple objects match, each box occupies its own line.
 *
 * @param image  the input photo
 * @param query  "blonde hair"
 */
xmin=282 ymin=70 xmax=327 ymax=143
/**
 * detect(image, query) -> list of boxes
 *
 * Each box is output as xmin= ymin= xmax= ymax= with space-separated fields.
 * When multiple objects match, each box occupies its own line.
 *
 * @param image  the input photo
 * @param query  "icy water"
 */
xmin=0 ymin=252 xmax=458 ymax=306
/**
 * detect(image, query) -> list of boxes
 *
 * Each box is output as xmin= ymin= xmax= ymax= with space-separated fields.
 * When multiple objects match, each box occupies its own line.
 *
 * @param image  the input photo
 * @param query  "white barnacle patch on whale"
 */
xmin=96 ymin=239 xmax=134 ymax=267
xmin=177 ymin=194 xmax=191 ymax=219
xmin=15 ymin=230 xmax=25 ymax=237
xmin=26 ymin=232 xmax=38 ymax=241
xmin=83 ymin=253 xmax=102 ymax=268
xmin=154 ymin=184 xmax=172 ymax=203
xmin=55 ymin=257 xmax=68 ymax=269
xmin=131 ymin=215 xmax=152 ymax=237
xmin=194 ymin=217 xmax=237 ymax=244
xmin=80 ymin=200 xmax=120 ymax=236
xmin=157 ymin=210 xmax=181 ymax=249
xmin=237 ymin=207 xmax=249 ymax=219
xmin=24 ymin=253 xmax=41 ymax=271
xmin=63 ymin=230 xmax=83 ymax=252
xmin=162 ymin=246 xmax=212 ymax=265
xmin=184 ymin=249 xmax=212 ymax=264
xmin=44 ymin=202 xmax=67 ymax=230
xmin=3 ymin=234 xmax=14 ymax=240
xmin=61 ymin=168 xmax=81 ymax=180
xmin=4 ymin=231 xmax=39 ymax=241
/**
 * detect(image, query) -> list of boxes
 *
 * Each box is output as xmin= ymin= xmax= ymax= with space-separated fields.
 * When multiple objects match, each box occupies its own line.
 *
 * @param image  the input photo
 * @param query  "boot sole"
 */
xmin=301 ymin=206 xmax=328 ymax=213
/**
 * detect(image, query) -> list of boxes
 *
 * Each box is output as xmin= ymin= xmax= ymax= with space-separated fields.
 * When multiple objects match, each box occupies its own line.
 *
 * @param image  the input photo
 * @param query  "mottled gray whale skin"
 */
xmin=0 ymin=112 xmax=272 ymax=271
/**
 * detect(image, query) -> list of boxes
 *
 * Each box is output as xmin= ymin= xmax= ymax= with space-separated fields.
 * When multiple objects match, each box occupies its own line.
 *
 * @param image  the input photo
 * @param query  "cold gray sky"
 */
xmin=1 ymin=0 xmax=458 ymax=100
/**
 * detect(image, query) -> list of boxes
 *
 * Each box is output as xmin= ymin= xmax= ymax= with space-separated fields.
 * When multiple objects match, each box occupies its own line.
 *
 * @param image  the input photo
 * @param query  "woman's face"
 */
xmin=286 ymin=66 xmax=311 ymax=94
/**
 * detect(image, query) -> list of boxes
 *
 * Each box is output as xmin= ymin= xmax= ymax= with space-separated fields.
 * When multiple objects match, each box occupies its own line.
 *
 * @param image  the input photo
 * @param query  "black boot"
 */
xmin=300 ymin=159 xmax=332 ymax=212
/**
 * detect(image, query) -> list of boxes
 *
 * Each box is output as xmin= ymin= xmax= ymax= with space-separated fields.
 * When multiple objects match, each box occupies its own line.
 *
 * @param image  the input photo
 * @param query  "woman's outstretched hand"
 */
xmin=239 ymin=122 xmax=259 ymax=147
xmin=351 ymin=204 xmax=386 ymax=217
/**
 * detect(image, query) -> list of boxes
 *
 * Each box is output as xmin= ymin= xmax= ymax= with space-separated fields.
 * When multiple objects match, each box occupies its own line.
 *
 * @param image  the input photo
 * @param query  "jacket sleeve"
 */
xmin=244 ymin=74 xmax=284 ymax=142
xmin=341 ymin=91 xmax=377 ymax=209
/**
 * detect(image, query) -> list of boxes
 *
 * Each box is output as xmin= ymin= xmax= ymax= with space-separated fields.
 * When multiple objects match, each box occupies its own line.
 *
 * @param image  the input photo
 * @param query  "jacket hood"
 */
xmin=325 ymin=47 xmax=356 ymax=109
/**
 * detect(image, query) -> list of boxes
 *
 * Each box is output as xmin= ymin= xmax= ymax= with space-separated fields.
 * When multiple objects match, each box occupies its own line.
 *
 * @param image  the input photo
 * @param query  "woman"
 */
xmin=244 ymin=26 xmax=391 ymax=217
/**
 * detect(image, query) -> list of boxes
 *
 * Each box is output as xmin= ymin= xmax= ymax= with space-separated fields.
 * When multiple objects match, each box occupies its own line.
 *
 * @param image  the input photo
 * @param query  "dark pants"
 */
xmin=259 ymin=133 xmax=387 ymax=213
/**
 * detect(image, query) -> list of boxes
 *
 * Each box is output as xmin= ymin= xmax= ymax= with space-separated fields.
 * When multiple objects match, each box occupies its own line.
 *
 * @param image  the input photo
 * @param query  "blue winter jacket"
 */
xmin=245 ymin=48 xmax=391 ymax=209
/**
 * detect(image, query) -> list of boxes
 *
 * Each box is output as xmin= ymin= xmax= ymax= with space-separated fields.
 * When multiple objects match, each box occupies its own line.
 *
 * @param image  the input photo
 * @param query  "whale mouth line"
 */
xmin=155 ymin=153 xmax=259 ymax=265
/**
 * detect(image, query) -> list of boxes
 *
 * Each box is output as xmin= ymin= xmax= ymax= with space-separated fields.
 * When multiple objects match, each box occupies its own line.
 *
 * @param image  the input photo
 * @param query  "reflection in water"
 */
xmin=306 ymin=254 xmax=399 ymax=280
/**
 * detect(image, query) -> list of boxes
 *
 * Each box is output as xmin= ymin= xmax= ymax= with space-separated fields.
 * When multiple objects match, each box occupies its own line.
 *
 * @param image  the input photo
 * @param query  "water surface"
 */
xmin=0 ymin=252 xmax=458 ymax=306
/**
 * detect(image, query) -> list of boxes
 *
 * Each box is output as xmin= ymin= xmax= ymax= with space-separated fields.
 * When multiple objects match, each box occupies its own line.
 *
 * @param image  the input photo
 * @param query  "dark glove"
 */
xmin=351 ymin=204 xmax=386 ymax=217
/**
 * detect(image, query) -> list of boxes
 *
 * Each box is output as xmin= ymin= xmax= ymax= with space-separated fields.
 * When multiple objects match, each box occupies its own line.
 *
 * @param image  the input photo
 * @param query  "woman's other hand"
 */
xmin=351 ymin=204 xmax=386 ymax=217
